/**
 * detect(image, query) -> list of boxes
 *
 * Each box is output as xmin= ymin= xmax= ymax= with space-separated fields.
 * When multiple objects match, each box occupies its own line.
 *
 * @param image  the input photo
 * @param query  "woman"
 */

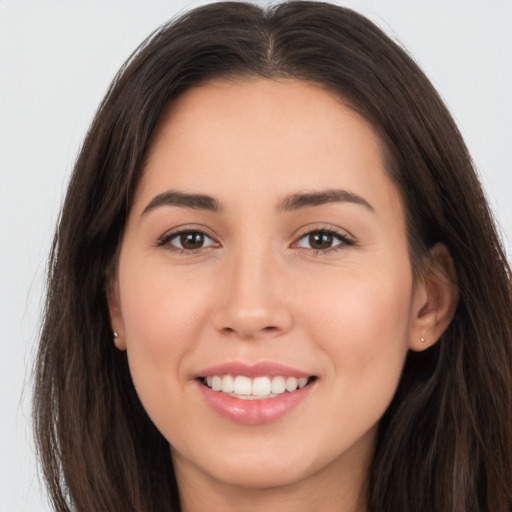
xmin=33 ymin=1 xmax=512 ymax=511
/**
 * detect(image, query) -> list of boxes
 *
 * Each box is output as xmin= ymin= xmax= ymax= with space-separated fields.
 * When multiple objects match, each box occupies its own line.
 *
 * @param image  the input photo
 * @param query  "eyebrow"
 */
xmin=141 ymin=187 xmax=374 ymax=216
xmin=278 ymin=189 xmax=374 ymax=212
xmin=142 ymin=190 xmax=222 ymax=215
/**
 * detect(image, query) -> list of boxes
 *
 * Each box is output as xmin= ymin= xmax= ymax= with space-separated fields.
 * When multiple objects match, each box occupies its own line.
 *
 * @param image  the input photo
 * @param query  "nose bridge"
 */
xmin=233 ymin=242 xmax=274 ymax=307
xmin=213 ymin=236 xmax=292 ymax=338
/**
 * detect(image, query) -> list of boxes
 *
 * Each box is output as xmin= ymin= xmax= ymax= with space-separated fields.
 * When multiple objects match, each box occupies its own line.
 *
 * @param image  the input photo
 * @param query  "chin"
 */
xmin=209 ymin=457 xmax=311 ymax=490
xmin=172 ymin=441 xmax=316 ymax=490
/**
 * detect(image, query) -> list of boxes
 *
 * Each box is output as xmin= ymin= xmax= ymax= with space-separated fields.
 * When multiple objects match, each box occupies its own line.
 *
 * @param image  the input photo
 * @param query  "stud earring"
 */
xmin=113 ymin=331 xmax=119 ymax=339
xmin=420 ymin=336 xmax=426 ymax=343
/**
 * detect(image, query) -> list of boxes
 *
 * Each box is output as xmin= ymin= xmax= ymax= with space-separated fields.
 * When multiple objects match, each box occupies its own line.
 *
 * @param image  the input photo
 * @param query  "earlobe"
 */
xmin=112 ymin=330 xmax=126 ymax=351
xmin=106 ymin=272 xmax=127 ymax=351
xmin=409 ymin=243 xmax=459 ymax=352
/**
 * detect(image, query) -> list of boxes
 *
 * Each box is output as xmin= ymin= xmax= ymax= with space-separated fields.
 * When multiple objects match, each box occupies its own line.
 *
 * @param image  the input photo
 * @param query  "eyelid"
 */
xmin=291 ymin=225 xmax=355 ymax=253
xmin=156 ymin=223 xmax=354 ymax=254
xmin=157 ymin=224 xmax=221 ymax=251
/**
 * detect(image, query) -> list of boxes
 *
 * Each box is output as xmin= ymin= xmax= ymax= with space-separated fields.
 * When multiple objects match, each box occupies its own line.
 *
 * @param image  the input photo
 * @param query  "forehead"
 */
xmin=136 ymin=77 xmax=402 ymax=219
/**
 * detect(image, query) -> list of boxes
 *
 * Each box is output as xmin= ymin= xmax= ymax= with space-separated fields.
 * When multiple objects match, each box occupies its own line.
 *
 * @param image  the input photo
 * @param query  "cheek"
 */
xmin=119 ymin=250 xmax=212 ymax=347
xmin=308 ymin=263 xmax=413 ymax=398
xmin=117 ymin=252 xmax=213 ymax=417
xmin=299 ymin=269 xmax=413 ymax=459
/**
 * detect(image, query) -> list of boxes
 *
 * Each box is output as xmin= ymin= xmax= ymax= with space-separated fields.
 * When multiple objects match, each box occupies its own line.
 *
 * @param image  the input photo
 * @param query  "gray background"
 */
xmin=1 ymin=0 xmax=511 ymax=510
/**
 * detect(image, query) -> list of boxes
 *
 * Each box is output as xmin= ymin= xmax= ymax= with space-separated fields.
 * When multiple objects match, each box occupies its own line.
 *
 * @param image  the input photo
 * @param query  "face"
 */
xmin=110 ymin=78 xmax=426 ymax=495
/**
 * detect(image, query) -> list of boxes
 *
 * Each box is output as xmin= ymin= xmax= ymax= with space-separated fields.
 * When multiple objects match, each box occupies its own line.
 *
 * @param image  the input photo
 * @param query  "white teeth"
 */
xmin=212 ymin=376 xmax=222 ymax=392
xmin=233 ymin=376 xmax=252 ymax=395
xmin=285 ymin=377 xmax=298 ymax=392
xmin=252 ymin=377 xmax=272 ymax=396
xmin=221 ymin=375 xmax=235 ymax=393
xmin=298 ymin=377 xmax=308 ymax=389
xmin=271 ymin=375 xmax=286 ymax=394
xmin=203 ymin=374 xmax=312 ymax=398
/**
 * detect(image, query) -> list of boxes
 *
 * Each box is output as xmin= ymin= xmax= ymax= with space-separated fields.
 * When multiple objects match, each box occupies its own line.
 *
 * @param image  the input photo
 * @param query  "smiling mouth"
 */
xmin=200 ymin=375 xmax=317 ymax=400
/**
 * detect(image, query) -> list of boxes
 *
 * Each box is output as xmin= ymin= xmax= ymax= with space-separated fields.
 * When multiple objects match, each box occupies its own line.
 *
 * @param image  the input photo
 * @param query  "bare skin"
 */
xmin=109 ymin=78 xmax=457 ymax=512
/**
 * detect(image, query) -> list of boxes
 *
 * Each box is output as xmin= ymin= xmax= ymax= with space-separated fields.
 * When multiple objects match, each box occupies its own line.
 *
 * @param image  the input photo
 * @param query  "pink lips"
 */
xmin=196 ymin=361 xmax=311 ymax=379
xmin=195 ymin=361 xmax=316 ymax=425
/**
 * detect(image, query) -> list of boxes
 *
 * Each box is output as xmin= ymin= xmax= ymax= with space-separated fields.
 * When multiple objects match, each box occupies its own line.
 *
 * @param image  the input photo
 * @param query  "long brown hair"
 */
xmin=33 ymin=2 xmax=512 ymax=511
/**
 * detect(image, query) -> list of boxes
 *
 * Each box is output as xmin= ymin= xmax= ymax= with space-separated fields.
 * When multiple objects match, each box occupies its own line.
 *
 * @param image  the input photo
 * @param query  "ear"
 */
xmin=409 ymin=243 xmax=459 ymax=352
xmin=106 ymin=270 xmax=126 ymax=351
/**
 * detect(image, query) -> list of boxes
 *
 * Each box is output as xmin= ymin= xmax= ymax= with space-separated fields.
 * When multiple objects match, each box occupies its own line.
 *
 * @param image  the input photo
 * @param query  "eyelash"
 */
xmin=158 ymin=227 xmax=354 ymax=255
xmin=158 ymin=228 xmax=219 ymax=254
xmin=293 ymin=228 xmax=354 ymax=254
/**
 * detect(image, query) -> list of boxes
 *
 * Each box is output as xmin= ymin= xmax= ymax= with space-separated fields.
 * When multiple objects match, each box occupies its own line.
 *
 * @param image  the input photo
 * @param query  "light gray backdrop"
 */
xmin=1 ymin=1 xmax=511 ymax=510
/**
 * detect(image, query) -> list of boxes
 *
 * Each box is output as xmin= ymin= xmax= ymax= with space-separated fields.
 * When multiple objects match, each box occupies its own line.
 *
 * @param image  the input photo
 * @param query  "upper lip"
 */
xmin=195 ymin=361 xmax=314 ymax=379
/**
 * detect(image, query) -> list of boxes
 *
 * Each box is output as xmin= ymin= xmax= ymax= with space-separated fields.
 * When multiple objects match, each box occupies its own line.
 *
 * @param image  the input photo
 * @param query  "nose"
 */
xmin=212 ymin=247 xmax=293 ymax=339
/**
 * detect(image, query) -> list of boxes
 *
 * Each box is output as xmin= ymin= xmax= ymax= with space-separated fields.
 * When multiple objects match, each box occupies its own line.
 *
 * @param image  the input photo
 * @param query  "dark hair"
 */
xmin=33 ymin=2 xmax=512 ymax=511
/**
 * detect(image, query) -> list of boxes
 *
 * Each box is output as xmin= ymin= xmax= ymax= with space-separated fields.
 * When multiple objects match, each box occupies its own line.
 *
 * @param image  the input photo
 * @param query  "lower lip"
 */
xmin=197 ymin=381 xmax=315 ymax=425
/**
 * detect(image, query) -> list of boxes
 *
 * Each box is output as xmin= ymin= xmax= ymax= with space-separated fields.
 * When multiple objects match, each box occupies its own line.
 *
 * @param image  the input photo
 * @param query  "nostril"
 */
xmin=219 ymin=325 xmax=281 ymax=338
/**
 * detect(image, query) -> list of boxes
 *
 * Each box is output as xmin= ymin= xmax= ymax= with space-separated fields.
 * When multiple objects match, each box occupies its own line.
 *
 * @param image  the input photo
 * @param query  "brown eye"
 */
xmin=308 ymin=232 xmax=334 ymax=250
xmin=180 ymin=232 xmax=205 ymax=250
xmin=163 ymin=230 xmax=217 ymax=251
xmin=295 ymin=229 xmax=351 ymax=252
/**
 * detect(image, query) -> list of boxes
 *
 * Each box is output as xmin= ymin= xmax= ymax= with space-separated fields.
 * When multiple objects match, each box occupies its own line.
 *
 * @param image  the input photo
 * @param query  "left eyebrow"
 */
xmin=141 ymin=190 xmax=222 ymax=216
xmin=278 ymin=189 xmax=375 ymax=212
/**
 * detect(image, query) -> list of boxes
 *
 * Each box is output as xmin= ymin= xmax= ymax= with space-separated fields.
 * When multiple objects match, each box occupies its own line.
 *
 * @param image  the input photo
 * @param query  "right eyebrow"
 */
xmin=141 ymin=190 xmax=222 ymax=216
